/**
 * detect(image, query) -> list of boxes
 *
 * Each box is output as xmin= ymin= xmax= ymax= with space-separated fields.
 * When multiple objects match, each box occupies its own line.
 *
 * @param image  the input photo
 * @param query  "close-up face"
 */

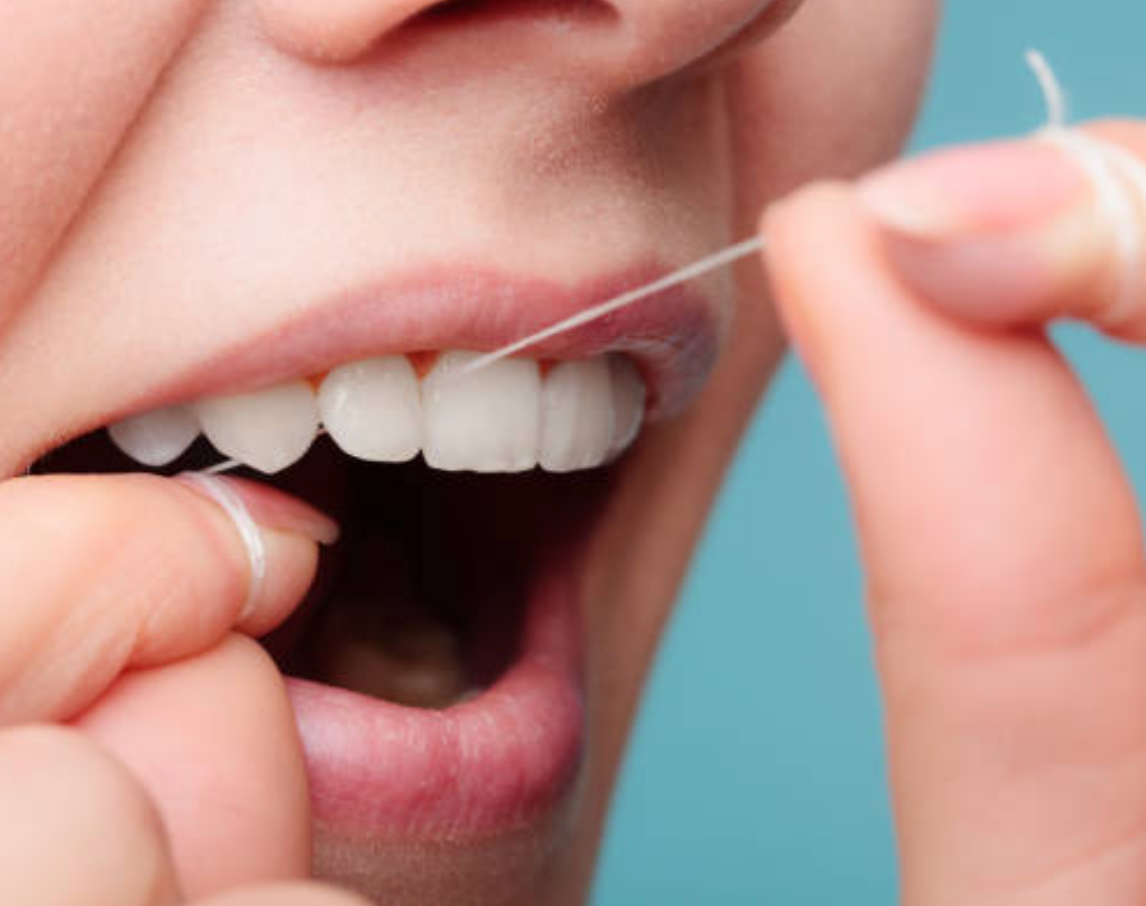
xmin=1 ymin=0 xmax=938 ymax=903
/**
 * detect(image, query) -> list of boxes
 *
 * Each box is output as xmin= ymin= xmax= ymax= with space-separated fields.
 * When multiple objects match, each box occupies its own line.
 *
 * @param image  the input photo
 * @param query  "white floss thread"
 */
xmin=449 ymin=235 xmax=766 ymax=380
xmin=196 ymin=50 xmax=1146 ymax=471
xmin=454 ymin=51 xmax=1146 ymax=375
xmin=203 ymin=458 xmax=242 ymax=475
xmin=1028 ymin=49 xmax=1146 ymax=326
xmin=202 ymin=428 xmax=328 ymax=478
xmin=179 ymin=471 xmax=266 ymax=620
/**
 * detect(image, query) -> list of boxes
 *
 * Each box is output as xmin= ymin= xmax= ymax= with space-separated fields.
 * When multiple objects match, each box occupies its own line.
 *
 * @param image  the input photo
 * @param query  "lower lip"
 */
xmin=285 ymin=559 xmax=585 ymax=842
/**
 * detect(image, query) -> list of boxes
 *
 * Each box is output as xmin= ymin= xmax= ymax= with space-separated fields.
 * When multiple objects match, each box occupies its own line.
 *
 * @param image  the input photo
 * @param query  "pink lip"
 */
xmin=143 ymin=261 xmax=720 ymax=423
xmin=109 ymin=262 xmax=717 ymax=841
xmin=287 ymin=553 xmax=585 ymax=841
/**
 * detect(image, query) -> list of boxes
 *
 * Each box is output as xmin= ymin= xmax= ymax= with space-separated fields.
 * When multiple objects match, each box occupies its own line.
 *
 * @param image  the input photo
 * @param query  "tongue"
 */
xmin=310 ymin=597 xmax=474 ymax=709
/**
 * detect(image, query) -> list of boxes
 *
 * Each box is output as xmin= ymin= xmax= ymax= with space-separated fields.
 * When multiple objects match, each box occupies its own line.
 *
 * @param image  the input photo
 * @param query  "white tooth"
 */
xmin=318 ymin=357 xmax=422 ymax=463
xmin=539 ymin=358 xmax=615 ymax=473
xmin=107 ymin=405 xmax=200 ymax=467
xmin=422 ymin=351 xmax=541 ymax=473
xmin=607 ymin=355 xmax=645 ymax=459
xmin=195 ymin=381 xmax=319 ymax=475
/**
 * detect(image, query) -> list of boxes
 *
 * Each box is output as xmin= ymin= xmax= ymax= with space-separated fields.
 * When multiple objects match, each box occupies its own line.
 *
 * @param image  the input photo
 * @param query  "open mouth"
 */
xmin=23 ymin=256 xmax=723 ymax=848
xmin=35 ymin=346 xmax=649 ymax=842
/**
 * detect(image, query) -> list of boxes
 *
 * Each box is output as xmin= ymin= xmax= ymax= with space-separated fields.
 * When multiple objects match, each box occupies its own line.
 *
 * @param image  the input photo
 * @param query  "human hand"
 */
xmin=0 ymin=725 xmax=364 ymax=906
xmin=763 ymin=122 xmax=1146 ymax=904
xmin=0 ymin=474 xmax=362 ymax=904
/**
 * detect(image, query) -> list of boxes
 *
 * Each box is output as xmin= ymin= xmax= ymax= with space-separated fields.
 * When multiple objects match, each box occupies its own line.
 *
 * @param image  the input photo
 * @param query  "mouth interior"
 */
xmin=37 ymin=433 xmax=612 ymax=710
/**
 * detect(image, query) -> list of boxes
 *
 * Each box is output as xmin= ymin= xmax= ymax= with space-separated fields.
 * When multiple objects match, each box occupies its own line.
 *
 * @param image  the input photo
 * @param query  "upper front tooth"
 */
xmin=108 ymin=404 xmax=200 ymax=467
xmin=540 ymin=358 xmax=615 ymax=473
xmin=195 ymin=380 xmax=319 ymax=475
xmin=422 ymin=351 xmax=541 ymax=473
xmin=318 ymin=357 xmax=422 ymax=463
xmin=607 ymin=355 xmax=645 ymax=459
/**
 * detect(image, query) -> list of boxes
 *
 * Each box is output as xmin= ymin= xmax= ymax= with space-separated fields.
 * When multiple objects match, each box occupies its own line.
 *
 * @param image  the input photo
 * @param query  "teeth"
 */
xmin=115 ymin=353 xmax=645 ymax=475
xmin=539 ymin=358 xmax=615 ymax=473
xmin=318 ymin=357 xmax=422 ymax=463
xmin=607 ymin=355 xmax=646 ymax=459
xmin=107 ymin=405 xmax=200 ymax=467
xmin=195 ymin=380 xmax=319 ymax=475
xmin=422 ymin=352 xmax=541 ymax=473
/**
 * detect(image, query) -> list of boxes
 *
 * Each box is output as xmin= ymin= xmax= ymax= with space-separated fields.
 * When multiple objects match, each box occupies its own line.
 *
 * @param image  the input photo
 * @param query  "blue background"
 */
xmin=592 ymin=1 xmax=1146 ymax=903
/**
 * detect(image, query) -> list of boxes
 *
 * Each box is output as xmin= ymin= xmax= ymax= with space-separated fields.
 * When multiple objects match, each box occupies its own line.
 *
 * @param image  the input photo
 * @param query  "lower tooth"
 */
xmin=108 ymin=404 xmax=200 ymax=467
xmin=195 ymin=381 xmax=319 ymax=475
xmin=422 ymin=352 xmax=541 ymax=473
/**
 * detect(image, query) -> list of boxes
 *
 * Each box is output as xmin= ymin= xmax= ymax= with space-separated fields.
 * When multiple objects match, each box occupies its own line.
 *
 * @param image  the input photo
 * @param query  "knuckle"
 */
xmin=870 ymin=566 xmax=1146 ymax=664
xmin=0 ymin=476 xmax=137 ymax=579
xmin=0 ymin=724 xmax=164 ymax=837
xmin=0 ymin=725 xmax=174 ymax=901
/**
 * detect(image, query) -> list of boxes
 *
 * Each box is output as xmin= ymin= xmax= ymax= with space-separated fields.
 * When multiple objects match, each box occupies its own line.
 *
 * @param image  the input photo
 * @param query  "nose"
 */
xmin=257 ymin=0 xmax=799 ymax=83
xmin=256 ymin=0 xmax=443 ymax=62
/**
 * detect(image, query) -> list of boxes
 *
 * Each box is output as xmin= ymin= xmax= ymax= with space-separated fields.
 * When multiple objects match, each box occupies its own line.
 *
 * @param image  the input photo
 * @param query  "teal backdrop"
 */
xmin=592 ymin=1 xmax=1146 ymax=902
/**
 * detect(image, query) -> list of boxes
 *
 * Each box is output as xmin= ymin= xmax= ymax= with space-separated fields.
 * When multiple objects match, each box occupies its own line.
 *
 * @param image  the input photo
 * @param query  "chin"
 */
xmin=6 ymin=0 xmax=939 ymax=899
xmin=37 ymin=244 xmax=778 ymax=904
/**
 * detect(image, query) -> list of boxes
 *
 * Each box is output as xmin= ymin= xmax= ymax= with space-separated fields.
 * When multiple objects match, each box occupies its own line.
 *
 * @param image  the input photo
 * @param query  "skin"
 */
xmin=29 ymin=1 xmax=1137 ymax=905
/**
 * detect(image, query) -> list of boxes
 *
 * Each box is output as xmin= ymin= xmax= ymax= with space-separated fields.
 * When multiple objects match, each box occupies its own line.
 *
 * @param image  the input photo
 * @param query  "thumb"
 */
xmin=76 ymin=635 xmax=312 ymax=900
xmin=855 ymin=120 xmax=1146 ymax=337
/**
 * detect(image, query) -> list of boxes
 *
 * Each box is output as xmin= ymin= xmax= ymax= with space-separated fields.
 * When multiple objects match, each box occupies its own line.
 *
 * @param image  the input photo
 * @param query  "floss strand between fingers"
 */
xmin=449 ymin=235 xmax=767 ymax=380
xmin=177 ymin=472 xmax=266 ymax=620
xmin=201 ymin=50 xmax=1137 ymax=473
xmin=1027 ymin=49 xmax=1146 ymax=325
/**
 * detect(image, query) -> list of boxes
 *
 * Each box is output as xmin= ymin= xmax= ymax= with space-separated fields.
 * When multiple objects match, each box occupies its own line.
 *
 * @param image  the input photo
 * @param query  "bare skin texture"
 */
xmin=38 ymin=1 xmax=1146 ymax=905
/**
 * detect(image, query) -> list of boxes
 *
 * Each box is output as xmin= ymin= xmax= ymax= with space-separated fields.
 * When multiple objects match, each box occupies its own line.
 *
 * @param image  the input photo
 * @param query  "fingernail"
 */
xmin=175 ymin=473 xmax=338 ymax=621
xmin=855 ymin=141 xmax=1104 ymax=320
xmin=174 ymin=474 xmax=339 ymax=546
xmin=857 ymin=140 xmax=1087 ymax=239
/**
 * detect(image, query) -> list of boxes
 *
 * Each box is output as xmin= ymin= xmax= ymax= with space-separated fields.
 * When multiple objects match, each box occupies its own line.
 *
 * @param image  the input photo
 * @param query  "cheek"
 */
xmin=727 ymin=0 xmax=940 ymax=209
xmin=0 ymin=0 xmax=206 ymax=331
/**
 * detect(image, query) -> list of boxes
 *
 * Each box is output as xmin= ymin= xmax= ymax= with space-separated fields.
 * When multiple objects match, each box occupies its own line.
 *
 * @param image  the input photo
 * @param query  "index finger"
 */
xmin=0 ymin=473 xmax=334 ymax=723
xmin=764 ymin=183 xmax=1146 ymax=905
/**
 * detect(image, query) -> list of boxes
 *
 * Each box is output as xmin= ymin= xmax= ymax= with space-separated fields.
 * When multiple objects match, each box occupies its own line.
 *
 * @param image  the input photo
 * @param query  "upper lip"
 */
xmin=129 ymin=261 xmax=722 ymax=428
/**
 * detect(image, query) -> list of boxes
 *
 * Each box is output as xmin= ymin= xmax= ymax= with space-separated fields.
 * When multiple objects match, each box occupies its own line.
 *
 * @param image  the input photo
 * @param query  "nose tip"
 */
xmin=257 ymin=0 xmax=438 ymax=62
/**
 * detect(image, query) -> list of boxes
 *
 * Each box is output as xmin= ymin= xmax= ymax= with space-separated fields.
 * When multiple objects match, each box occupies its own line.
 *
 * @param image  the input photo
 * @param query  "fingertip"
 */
xmin=171 ymin=473 xmax=332 ymax=635
xmin=761 ymin=181 xmax=871 ymax=390
xmin=0 ymin=473 xmax=328 ymax=724
xmin=851 ymin=132 xmax=1146 ymax=332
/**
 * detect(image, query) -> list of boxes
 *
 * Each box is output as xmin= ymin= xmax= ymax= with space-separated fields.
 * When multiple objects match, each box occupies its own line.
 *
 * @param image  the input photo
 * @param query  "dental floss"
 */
xmin=1026 ymin=50 xmax=1068 ymax=129
xmin=201 ymin=427 xmax=330 ymax=478
xmin=178 ymin=471 xmax=266 ymax=620
xmin=200 ymin=239 xmax=768 ymax=475
xmin=1028 ymin=49 xmax=1146 ymax=325
xmin=455 ymin=50 xmax=1146 ymax=378
xmin=448 ymin=236 xmax=766 ymax=380
xmin=196 ymin=50 xmax=1146 ymax=477
xmin=203 ymin=458 xmax=242 ymax=475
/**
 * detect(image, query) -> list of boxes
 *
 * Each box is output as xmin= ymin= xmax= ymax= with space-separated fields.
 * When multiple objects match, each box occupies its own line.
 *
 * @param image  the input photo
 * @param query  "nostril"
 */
xmin=258 ymin=0 xmax=618 ymax=65
xmin=416 ymin=0 xmax=617 ymax=26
